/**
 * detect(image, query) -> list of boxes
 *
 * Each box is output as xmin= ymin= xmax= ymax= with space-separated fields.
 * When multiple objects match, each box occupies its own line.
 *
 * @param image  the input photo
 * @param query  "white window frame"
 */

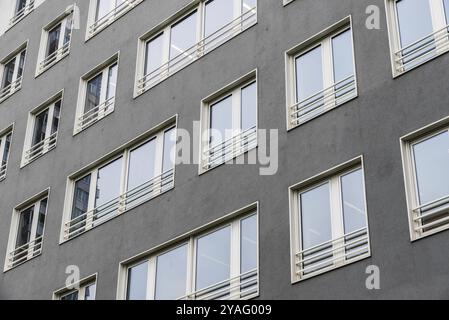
xmin=0 ymin=124 xmax=14 ymax=182
xmin=285 ymin=16 xmax=357 ymax=131
xmin=86 ymin=0 xmax=144 ymax=40
xmin=289 ymin=156 xmax=371 ymax=283
xmin=36 ymin=5 xmax=74 ymax=76
xmin=21 ymin=90 xmax=63 ymax=167
xmin=117 ymin=203 xmax=259 ymax=300
xmin=61 ymin=117 xmax=177 ymax=243
xmin=283 ymin=0 xmax=295 ymax=6
xmin=134 ymin=0 xmax=258 ymax=97
xmin=53 ymin=274 xmax=98 ymax=300
xmin=4 ymin=189 xmax=50 ymax=272
xmin=385 ymin=0 xmax=449 ymax=77
xmin=0 ymin=42 xmax=28 ymax=104
xmin=74 ymin=52 xmax=120 ymax=134
xmin=400 ymin=117 xmax=449 ymax=241
xmin=8 ymin=0 xmax=35 ymax=29
xmin=199 ymin=69 xmax=258 ymax=174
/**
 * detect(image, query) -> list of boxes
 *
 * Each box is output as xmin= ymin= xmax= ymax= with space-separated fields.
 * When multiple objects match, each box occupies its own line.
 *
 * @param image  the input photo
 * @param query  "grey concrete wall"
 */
xmin=1 ymin=0 xmax=449 ymax=299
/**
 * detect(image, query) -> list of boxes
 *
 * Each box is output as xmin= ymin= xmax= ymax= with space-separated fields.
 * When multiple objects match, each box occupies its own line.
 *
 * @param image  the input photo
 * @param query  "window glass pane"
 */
xmin=17 ymin=51 xmax=26 ymax=78
xmin=46 ymin=24 xmax=61 ymax=57
xmin=341 ymin=169 xmax=367 ymax=234
xmin=84 ymin=283 xmax=96 ymax=300
xmin=396 ymin=0 xmax=433 ymax=48
xmin=32 ymin=109 xmax=49 ymax=146
xmin=64 ymin=14 xmax=73 ymax=46
xmin=210 ymin=96 xmax=232 ymax=146
xmin=445 ymin=0 xmax=449 ymax=24
xmin=155 ymin=244 xmax=188 ymax=300
xmin=51 ymin=101 xmax=61 ymax=135
xmin=169 ymin=11 xmax=198 ymax=61
xmin=145 ymin=34 xmax=164 ymax=75
xmin=300 ymin=183 xmax=332 ymax=249
xmin=241 ymin=215 xmax=257 ymax=273
xmin=332 ymin=29 xmax=354 ymax=82
xmin=2 ymin=133 xmax=12 ymax=166
xmin=163 ymin=128 xmax=176 ymax=172
xmin=35 ymin=198 xmax=47 ymax=238
xmin=1 ymin=59 xmax=15 ymax=89
xmin=295 ymin=45 xmax=323 ymax=102
xmin=128 ymin=139 xmax=156 ymax=190
xmin=242 ymin=0 xmax=257 ymax=12
xmin=96 ymin=0 xmax=116 ymax=20
xmin=61 ymin=291 xmax=79 ymax=300
xmin=413 ymin=131 xmax=449 ymax=205
xmin=205 ymin=0 xmax=234 ymax=37
xmin=85 ymin=73 xmax=103 ymax=112
xmin=241 ymin=82 xmax=257 ymax=131
xmin=15 ymin=0 xmax=27 ymax=14
xmin=95 ymin=157 xmax=123 ymax=208
xmin=126 ymin=261 xmax=148 ymax=300
xmin=16 ymin=206 xmax=34 ymax=247
xmin=72 ymin=174 xmax=91 ymax=220
xmin=196 ymin=226 xmax=231 ymax=290
xmin=106 ymin=64 xmax=118 ymax=100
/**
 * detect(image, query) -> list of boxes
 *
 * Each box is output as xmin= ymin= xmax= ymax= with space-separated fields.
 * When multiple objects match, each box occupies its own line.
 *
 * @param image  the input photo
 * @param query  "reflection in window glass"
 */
xmin=300 ymin=183 xmax=332 ymax=249
xmin=127 ymin=261 xmax=149 ymax=300
xmin=241 ymin=215 xmax=257 ymax=273
xmin=61 ymin=291 xmax=78 ymax=300
xmin=445 ymin=0 xmax=449 ymax=24
xmin=295 ymin=46 xmax=323 ymax=102
xmin=85 ymin=283 xmax=96 ymax=300
xmin=210 ymin=96 xmax=232 ymax=146
xmin=15 ymin=0 xmax=27 ymax=14
xmin=47 ymin=24 xmax=61 ymax=57
xmin=1 ymin=59 xmax=15 ymax=89
xmin=95 ymin=157 xmax=123 ymax=208
xmin=205 ymin=0 xmax=234 ymax=37
xmin=85 ymin=73 xmax=102 ymax=112
xmin=51 ymin=101 xmax=61 ymax=135
xmin=196 ymin=226 xmax=231 ymax=290
xmin=241 ymin=82 xmax=257 ymax=131
xmin=341 ymin=169 xmax=367 ymax=234
xmin=16 ymin=206 xmax=34 ymax=248
xmin=71 ymin=174 xmax=91 ymax=220
xmin=170 ymin=12 xmax=198 ymax=61
xmin=35 ymin=198 xmax=47 ymax=238
xmin=396 ymin=0 xmax=433 ymax=48
xmin=413 ymin=131 xmax=449 ymax=205
xmin=32 ymin=109 xmax=49 ymax=146
xmin=155 ymin=245 xmax=188 ymax=300
xmin=145 ymin=34 xmax=164 ymax=75
xmin=331 ymin=29 xmax=354 ymax=82
xmin=128 ymin=140 xmax=156 ymax=191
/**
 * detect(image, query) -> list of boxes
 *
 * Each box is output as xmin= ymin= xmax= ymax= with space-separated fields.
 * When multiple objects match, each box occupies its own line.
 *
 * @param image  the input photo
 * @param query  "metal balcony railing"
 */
xmin=0 ymin=163 xmax=7 ymax=180
xmin=64 ymin=169 xmax=174 ymax=240
xmin=88 ymin=0 xmax=144 ymax=37
xmin=137 ymin=7 xmax=257 ymax=94
xmin=290 ymin=74 xmax=356 ymax=127
xmin=203 ymin=126 xmax=257 ymax=170
xmin=395 ymin=23 xmax=449 ymax=73
xmin=0 ymin=77 xmax=23 ymax=102
xmin=295 ymin=227 xmax=369 ymax=278
xmin=39 ymin=41 xmax=71 ymax=73
xmin=412 ymin=194 xmax=449 ymax=234
xmin=24 ymin=132 xmax=58 ymax=164
xmin=9 ymin=0 xmax=35 ymax=27
xmin=179 ymin=269 xmax=259 ymax=300
xmin=76 ymin=97 xmax=115 ymax=133
xmin=7 ymin=236 xmax=43 ymax=269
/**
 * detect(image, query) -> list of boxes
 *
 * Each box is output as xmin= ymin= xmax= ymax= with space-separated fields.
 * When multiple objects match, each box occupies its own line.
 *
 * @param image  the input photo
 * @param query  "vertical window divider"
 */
xmin=331 ymin=175 xmax=345 ymax=266
xmin=86 ymin=170 xmax=98 ymax=231
xmin=196 ymin=3 xmax=205 ymax=58
xmin=27 ymin=202 xmax=40 ymax=260
xmin=147 ymin=257 xmax=157 ymax=300
xmin=186 ymin=237 xmax=195 ymax=299
xmin=322 ymin=37 xmax=335 ymax=112
xmin=230 ymin=219 xmax=241 ymax=299
xmin=119 ymin=150 xmax=129 ymax=213
xmin=190 ymin=236 xmax=198 ymax=298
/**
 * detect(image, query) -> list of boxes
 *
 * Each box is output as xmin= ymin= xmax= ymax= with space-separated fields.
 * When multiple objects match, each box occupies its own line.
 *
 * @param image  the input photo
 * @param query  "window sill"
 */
xmin=5 ymin=4 xmax=35 ymax=33
xmin=0 ymin=85 xmax=22 ymax=105
xmin=4 ymin=251 xmax=42 ymax=273
xmin=73 ymin=101 xmax=115 ymax=136
xmin=21 ymin=139 xmax=58 ymax=168
xmin=35 ymin=49 xmax=70 ymax=78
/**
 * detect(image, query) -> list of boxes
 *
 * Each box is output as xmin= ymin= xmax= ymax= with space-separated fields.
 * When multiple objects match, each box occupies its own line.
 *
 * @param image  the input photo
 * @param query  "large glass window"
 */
xmin=57 ymin=279 xmax=97 ymax=300
xmin=0 ymin=130 xmax=12 ymax=180
xmin=96 ymin=0 xmax=125 ymax=20
xmin=124 ymin=212 xmax=258 ymax=300
xmin=64 ymin=126 xmax=177 ymax=240
xmin=290 ymin=27 xmax=356 ymax=127
xmin=169 ymin=12 xmax=198 ymax=62
xmin=291 ymin=165 xmax=369 ymax=281
xmin=0 ymin=48 xmax=26 ymax=101
xmin=205 ymin=0 xmax=234 ymax=40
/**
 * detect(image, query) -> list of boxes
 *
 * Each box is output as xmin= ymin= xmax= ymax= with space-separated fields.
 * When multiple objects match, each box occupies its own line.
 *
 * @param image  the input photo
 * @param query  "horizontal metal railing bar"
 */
xmin=414 ymin=215 xmax=449 ymax=232
xmin=79 ymin=97 xmax=115 ymax=121
xmin=194 ymin=274 xmax=257 ymax=301
xmin=137 ymin=8 xmax=257 ymax=91
xmin=413 ymin=194 xmax=449 ymax=215
xmin=0 ymin=77 xmax=23 ymax=99
xmin=90 ymin=0 xmax=142 ymax=34
xmin=9 ymin=0 xmax=35 ymax=25
xmin=205 ymin=140 xmax=258 ymax=168
xmin=396 ymin=36 xmax=449 ymax=70
xmin=205 ymin=126 xmax=257 ymax=154
xmin=9 ymin=249 xmax=42 ymax=267
xmin=394 ymin=23 xmax=449 ymax=56
xmin=207 ymin=138 xmax=257 ymax=164
xmin=296 ymin=227 xmax=367 ymax=256
xmin=9 ymin=236 xmax=43 ymax=256
xmin=40 ymin=42 xmax=71 ymax=68
xmin=25 ymin=133 xmax=57 ymax=155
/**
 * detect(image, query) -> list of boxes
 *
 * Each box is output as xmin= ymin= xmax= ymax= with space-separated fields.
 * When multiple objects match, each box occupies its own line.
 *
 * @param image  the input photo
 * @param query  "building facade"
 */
xmin=1 ymin=0 xmax=449 ymax=300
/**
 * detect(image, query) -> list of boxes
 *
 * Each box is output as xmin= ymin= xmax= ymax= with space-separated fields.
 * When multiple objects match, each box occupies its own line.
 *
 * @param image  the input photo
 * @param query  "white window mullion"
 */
xmin=119 ymin=150 xmax=129 ymax=213
xmin=231 ymin=89 xmax=241 ymax=159
xmin=147 ymin=257 xmax=156 ymax=300
xmin=11 ymin=55 xmax=21 ymax=85
xmin=86 ymin=170 xmax=98 ymax=230
xmin=44 ymin=105 xmax=55 ymax=153
xmin=196 ymin=2 xmax=205 ymax=57
xmin=234 ymin=0 xmax=242 ymax=33
xmin=59 ymin=18 xmax=68 ymax=54
xmin=99 ymin=68 xmax=109 ymax=115
xmin=154 ymin=133 xmax=165 ymax=196
xmin=161 ymin=28 xmax=171 ymax=78
xmin=430 ymin=0 xmax=448 ymax=53
xmin=229 ymin=219 xmax=241 ymax=299
xmin=186 ymin=237 xmax=195 ymax=299
xmin=330 ymin=177 xmax=345 ymax=267
xmin=27 ymin=202 xmax=40 ymax=260
xmin=0 ymin=136 xmax=6 ymax=164
xmin=79 ymin=287 xmax=86 ymax=300
xmin=322 ymin=37 xmax=335 ymax=111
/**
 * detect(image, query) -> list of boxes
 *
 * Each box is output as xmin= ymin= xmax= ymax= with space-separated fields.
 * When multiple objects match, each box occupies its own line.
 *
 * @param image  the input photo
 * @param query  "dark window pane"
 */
xmin=85 ymin=73 xmax=103 ymax=112
xmin=1 ymin=58 xmax=16 ymax=89
xmin=72 ymin=174 xmax=91 ymax=220
xmin=32 ymin=109 xmax=49 ymax=146
xmin=2 ymin=133 xmax=12 ymax=166
xmin=241 ymin=82 xmax=257 ymax=131
xmin=16 ymin=206 xmax=34 ymax=248
xmin=61 ymin=291 xmax=78 ymax=300
xmin=15 ymin=0 xmax=27 ymax=14
xmin=46 ymin=24 xmax=61 ymax=57
xmin=155 ymin=245 xmax=188 ymax=300
xmin=126 ymin=261 xmax=148 ymax=300
xmin=35 ymin=198 xmax=47 ymax=238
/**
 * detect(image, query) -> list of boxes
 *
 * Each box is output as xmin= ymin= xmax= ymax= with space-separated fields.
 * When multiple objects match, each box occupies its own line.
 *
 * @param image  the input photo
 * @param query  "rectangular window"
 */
xmin=0 ymin=127 xmax=13 ymax=181
xmin=122 ymin=211 xmax=258 ymax=300
xmin=286 ymin=20 xmax=357 ymax=129
xmin=136 ymin=0 xmax=257 ymax=95
xmin=386 ymin=0 xmax=449 ymax=75
xmin=289 ymin=160 xmax=370 ymax=282
xmin=55 ymin=276 xmax=97 ymax=300
xmin=0 ymin=46 xmax=26 ymax=103
xmin=22 ymin=94 xmax=62 ymax=166
xmin=9 ymin=0 xmax=35 ymax=27
xmin=402 ymin=125 xmax=449 ymax=240
xmin=37 ymin=8 xmax=74 ymax=75
xmin=5 ymin=191 xmax=48 ymax=271
xmin=75 ymin=56 xmax=118 ymax=133
xmin=200 ymin=72 xmax=257 ymax=172
xmin=63 ymin=125 xmax=176 ymax=241
xmin=87 ymin=0 xmax=143 ymax=38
